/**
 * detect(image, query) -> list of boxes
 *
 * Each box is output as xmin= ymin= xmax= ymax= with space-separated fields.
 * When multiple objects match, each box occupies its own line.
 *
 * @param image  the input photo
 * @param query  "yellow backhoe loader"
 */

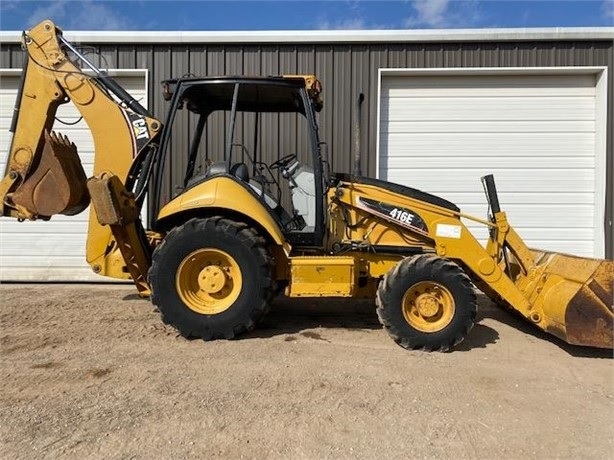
xmin=1 ymin=20 xmax=612 ymax=351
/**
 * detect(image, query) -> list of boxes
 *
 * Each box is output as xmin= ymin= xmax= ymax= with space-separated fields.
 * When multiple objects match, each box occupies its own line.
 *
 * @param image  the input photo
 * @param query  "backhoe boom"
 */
xmin=0 ymin=20 xmax=161 ymax=289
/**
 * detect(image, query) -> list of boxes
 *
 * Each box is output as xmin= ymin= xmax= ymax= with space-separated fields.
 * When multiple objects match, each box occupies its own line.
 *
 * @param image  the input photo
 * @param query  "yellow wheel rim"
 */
xmin=176 ymin=248 xmax=243 ymax=315
xmin=402 ymin=281 xmax=455 ymax=333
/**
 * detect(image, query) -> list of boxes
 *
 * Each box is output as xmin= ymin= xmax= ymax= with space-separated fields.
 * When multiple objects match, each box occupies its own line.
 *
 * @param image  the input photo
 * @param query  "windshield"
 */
xmin=156 ymin=79 xmax=320 ymax=233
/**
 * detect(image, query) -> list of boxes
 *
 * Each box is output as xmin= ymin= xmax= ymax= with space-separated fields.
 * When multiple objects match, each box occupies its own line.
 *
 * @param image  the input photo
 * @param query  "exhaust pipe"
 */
xmin=353 ymin=93 xmax=364 ymax=176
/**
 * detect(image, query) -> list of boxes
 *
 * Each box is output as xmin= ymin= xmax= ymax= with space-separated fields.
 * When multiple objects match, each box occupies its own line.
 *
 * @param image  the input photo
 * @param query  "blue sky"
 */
xmin=0 ymin=1 xmax=612 ymax=31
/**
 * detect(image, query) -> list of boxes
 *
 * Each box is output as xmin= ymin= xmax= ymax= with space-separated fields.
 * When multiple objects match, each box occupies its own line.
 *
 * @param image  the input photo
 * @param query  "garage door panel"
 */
xmin=1 ymin=226 xmax=87 ymax=235
xmin=383 ymin=155 xmax=592 ymax=169
xmin=1 ymin=254 xmax=91 ymax=265
xmin=431 ymin=192 xmax=594 ymax=206
xmin=379 ymin=71 xmax=600 ymax=257
xmin=0 ymin=71 xmax=147 ymax=281
xmin=381 ymin=96 xmax=596 ymax=122
xmin=384 ymin=169 xmax=595 ymax=193
xmin=459 ymin=203 xmax=594 ymax=226
xmin=383 ymin=120 xmax=595 ymax=134
xmin=52 ymin=107 xmax=88 ymax=122
xmin=460 ymin=224 xmax=594 ymax=253
xmin=383 ymin=74 xmax=596 ymax=93
xmin=496 ymin=227 xmax=594 ymax=241
xmin=461 ymin=231 xmax=594 ymax=255
xmin=1 ymin=219 xmax=88 ymax=234
xmin=1 ymin=235 xmax=91 ymax=255
xmin=386 ymin=85 xmax=596 ymax=97
xmin=518 ymin=241 xmax=594 ymax=255
xmin=379 ymin=132 xmax=594 ymax=157
xmin=0 ymin=261 xmax=104 ymax=281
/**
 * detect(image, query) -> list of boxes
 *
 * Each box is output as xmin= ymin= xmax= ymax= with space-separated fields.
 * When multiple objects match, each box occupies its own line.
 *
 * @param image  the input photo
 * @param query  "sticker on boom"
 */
xmin=131 ymin=118 xmax=149 ymax=140
xmin=356 ymin=197 xmax=429 ymax=235
xmin=126 ymin=113 xmax=151 ymax=153
xmin=389 ymin=207 xmax=415 ymax=224
xmin=436 ymin=223 xmax=462 ymax=239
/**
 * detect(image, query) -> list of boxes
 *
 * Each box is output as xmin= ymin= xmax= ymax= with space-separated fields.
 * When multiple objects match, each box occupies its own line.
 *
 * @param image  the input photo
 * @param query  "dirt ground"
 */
xmin=0 ymin=284 xmax=612 ymax=459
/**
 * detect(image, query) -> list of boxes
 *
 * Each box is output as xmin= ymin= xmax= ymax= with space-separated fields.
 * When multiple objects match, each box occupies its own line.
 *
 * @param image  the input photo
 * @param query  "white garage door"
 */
xmin=378 ymin=69 xmax=605 ymax=258
xmin=0 ymin=70 xmax=148 ymax=281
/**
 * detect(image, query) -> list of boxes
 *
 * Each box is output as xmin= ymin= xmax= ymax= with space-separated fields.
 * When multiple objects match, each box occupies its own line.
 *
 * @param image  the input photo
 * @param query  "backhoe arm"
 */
xmin=0 ymin=20 xmax=162 ymax=291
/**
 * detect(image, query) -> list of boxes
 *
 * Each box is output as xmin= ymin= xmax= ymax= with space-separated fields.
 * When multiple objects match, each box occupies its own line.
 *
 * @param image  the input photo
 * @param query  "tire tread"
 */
xmin=375 ymin=254 xmax=476 ymax=352
xmin=149 ymin=217 xmax=274 ymax=341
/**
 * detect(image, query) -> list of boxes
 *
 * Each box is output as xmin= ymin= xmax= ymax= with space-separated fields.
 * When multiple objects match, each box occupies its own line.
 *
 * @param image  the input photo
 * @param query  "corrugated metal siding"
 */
xmin=1 ymin=39 xmax=612 ymax=255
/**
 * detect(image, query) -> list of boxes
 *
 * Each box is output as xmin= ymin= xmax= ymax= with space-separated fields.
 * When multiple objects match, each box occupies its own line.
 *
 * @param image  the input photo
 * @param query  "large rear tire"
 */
xmin=148 ymin=217 xmax=274 ymax=340
xmin=376 ymin=255 xmax=476 ymax=351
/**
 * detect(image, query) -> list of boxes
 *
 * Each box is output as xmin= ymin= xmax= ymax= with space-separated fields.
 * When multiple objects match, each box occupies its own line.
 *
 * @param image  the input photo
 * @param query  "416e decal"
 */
xmin=388 ymin=207 xmax=415 ymax=225
xmin=357 ymin=197 xmax=429 ymax=235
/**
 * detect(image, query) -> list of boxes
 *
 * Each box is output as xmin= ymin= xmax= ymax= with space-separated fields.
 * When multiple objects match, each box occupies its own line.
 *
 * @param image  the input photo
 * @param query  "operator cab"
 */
xmin=156 ymin=76 xmax=326 ymax=247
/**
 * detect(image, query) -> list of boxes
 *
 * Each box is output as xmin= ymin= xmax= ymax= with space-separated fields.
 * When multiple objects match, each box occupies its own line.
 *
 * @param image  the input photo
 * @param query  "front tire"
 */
xmin=376 ymin=255 xmax=476 ymax=351
xmin=148 ymin=217 xmax=274 ymax=340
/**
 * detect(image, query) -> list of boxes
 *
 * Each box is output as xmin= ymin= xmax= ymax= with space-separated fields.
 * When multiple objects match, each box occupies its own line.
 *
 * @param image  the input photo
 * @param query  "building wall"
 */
xmin=1 ymin=39 xmax=612 ymax=255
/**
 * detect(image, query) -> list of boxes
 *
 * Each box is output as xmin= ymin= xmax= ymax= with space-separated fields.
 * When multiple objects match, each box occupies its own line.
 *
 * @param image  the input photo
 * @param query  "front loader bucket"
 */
xmin=526 ymin=250 xmax=613 ymax=349
xmin=11 ymin=130 xmax=90 ymax=218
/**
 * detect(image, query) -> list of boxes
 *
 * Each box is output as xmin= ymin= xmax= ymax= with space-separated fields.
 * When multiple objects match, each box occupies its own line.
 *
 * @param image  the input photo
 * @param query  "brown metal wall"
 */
xmin=1 ymin=39 xmax=612 ymax=256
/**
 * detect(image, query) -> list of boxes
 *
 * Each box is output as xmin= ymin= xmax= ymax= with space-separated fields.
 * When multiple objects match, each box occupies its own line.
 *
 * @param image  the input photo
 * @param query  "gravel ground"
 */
xmin=1 ymin=283 xmax=612 ymax=459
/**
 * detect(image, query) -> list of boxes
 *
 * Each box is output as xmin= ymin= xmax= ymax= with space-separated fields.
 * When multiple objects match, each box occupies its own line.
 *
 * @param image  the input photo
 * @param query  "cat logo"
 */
xmin=131 ymin=118 xmax=150 ymax=140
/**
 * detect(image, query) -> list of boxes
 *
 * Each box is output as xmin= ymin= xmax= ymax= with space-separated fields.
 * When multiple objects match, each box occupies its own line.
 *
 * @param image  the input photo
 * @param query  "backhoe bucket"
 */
xmin=525 ymin=250 xmax=613 ymax=349
xmin=11 ymin=130 xmax=90 ymax=218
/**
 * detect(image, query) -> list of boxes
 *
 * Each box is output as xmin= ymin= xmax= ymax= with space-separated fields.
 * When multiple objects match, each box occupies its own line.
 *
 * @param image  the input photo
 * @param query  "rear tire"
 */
xmin=148 ymin=217 xmax=274 ymax=340
xmin=376 ymin=255 xmax=476 ymax=351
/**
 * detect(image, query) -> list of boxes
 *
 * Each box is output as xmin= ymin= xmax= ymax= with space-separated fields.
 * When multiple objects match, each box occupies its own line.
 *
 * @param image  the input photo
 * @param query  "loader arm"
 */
xmin=332 ymin=175 xmax=613 ymax=349
xmin=0 ymin=20 xmax=162 ymax=293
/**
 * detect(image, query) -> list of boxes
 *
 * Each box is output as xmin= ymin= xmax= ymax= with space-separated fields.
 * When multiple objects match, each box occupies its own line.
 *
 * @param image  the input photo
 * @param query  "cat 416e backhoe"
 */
xmin=1 ymin=20 xmax=612 ymax=351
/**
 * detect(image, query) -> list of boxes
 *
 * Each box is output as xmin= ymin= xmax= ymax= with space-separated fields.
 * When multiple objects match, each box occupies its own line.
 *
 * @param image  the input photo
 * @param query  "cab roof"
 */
xmin=162 ymin=75 xmax=322 ymax=113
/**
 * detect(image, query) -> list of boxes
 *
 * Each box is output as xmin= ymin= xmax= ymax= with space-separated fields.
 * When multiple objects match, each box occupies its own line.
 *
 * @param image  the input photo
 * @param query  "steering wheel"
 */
xmin=269 ymin=154 xmax=297 ymax=171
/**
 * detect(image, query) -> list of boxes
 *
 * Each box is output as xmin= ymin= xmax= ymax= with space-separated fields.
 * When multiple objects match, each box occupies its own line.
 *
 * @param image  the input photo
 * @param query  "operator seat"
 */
xmin=185 ymin=161 xmax=249 ymax=190
xmin=230 ymin=162 xmax=249 ymax=182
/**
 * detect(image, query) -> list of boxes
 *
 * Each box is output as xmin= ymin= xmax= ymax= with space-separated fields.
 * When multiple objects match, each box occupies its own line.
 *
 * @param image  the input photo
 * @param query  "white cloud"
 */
xmin=0 ymin=1 xmax=21 ymax=13
xmin=407 ymin=0 xmax=451 ymax=28
xmin=317 ymin=17 xmax=367 ymax=30
xmin=315 ymin=0 xmax=394 ymax=30
xmin=26 ymin=0 xmax=68 ymax=28
xmin=26 ymin=0 xmax=131 ymax=30
xmin=404 ymin=0 xmax=482 ymax=29
xmin=67 ymin=2 xmax=131 ymax=30
xmin=602 ymin=0 xmax=614 ymax=21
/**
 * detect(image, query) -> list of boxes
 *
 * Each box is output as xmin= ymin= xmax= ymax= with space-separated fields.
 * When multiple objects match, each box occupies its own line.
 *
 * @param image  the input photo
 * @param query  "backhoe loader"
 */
xmin=1 ymin=20 xmax=612 ymax=351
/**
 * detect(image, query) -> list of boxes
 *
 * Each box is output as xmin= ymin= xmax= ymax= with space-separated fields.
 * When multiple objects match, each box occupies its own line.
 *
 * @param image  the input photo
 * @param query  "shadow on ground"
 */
xmin=122 ymin=293 xmax=146 ymax=301
xmin=475 ymin=297 xmax=613 ymax=359
xmin=127 ymin=290 xmax=612 ymax=357
xmin=246 ymin=296 xmax=381 ymax=336
xmin=243 ymin=295 xmax=502 ymax=352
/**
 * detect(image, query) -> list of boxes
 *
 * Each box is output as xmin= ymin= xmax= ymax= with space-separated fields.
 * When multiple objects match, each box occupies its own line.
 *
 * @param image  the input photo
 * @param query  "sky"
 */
xmin=0 ymin=0 xmax=612 ymax=31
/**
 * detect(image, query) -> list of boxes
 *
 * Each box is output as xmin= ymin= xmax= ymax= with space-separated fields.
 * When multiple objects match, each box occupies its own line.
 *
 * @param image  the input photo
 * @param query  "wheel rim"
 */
xmin=176 ymin=248 xmax=243 ymax=315
xmin=401 ymin=281 xmax=455 ymax=333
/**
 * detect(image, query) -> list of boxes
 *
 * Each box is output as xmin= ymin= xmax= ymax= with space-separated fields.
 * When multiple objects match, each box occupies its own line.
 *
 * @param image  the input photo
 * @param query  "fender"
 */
xmin=157 ymin=176 xmax=291 ymax=254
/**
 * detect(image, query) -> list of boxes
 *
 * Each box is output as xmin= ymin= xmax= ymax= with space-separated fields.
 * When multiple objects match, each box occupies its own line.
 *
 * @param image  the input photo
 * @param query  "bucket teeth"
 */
xmin=46 ymin=130 xmax=77 ymax=154
xmin=11 ymin=129 xmax=89 ymax=217
xmin=45 ymin=131 xmax=75 ymax=148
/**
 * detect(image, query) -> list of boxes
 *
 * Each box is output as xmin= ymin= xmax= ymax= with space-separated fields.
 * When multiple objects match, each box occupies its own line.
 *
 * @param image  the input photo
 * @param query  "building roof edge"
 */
xmin=1 ymin=27 xmax=613 ymax=44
